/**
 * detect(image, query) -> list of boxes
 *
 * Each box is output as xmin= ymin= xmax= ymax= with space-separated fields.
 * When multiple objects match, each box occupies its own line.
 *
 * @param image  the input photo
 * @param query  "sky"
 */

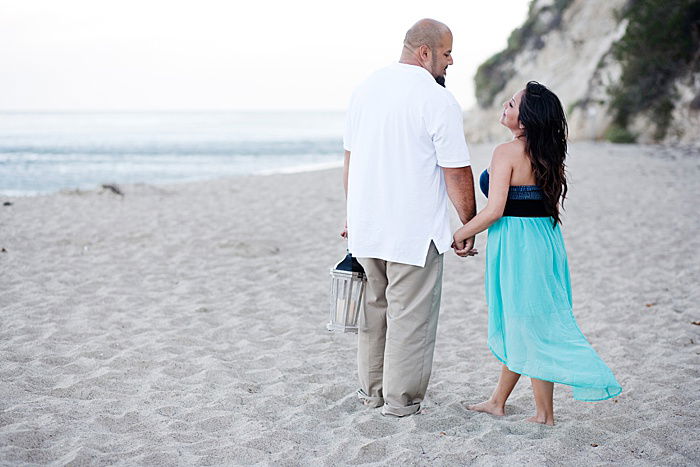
xmin=0 ymin=0 xmax=530 ymax=111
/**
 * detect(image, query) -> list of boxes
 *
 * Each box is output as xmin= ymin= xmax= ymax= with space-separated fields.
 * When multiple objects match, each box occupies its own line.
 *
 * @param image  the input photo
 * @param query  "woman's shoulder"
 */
xmin=492 ymin=140 xmax=526 ymax=164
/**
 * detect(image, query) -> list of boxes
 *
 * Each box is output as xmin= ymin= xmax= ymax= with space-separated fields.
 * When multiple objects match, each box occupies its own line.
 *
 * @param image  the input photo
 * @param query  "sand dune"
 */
xmin=1 ymin=142 xmax=698 ymax=465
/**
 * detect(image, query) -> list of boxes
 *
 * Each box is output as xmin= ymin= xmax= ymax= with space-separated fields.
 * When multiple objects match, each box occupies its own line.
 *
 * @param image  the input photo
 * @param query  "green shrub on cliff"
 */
xmin=474 ymin=0 xmax=574 ymax=108
xmin=608 ymin=0 xmax=700 ymax=141
xmin=605 ymin=124 xmax=637 ymax=143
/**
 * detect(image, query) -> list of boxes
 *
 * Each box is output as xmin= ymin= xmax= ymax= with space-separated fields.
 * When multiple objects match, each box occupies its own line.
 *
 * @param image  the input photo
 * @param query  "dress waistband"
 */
xmin=503 ymin=199 xmax=550 ymax=217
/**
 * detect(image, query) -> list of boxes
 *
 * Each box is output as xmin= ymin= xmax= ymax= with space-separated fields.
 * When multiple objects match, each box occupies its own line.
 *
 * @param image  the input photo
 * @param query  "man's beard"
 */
xmin=432 ymin=58 xmax=446 ymax=87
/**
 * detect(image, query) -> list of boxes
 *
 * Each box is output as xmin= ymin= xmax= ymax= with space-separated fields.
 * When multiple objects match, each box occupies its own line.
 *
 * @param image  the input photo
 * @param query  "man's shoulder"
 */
xmin=350 ymin=65 xmax=460 ymax=113
xmin=438 ymin=83 xmax=461 ymax=103
xmin=359 ymin=64 xmax=401 ymax=84
xmin=417 ymin=87 xmax=461 ymax=127
xmin=350 ymin=65 xmax=397 ymax=100
xmin=418 ymin=86 xmax=458 ymax=114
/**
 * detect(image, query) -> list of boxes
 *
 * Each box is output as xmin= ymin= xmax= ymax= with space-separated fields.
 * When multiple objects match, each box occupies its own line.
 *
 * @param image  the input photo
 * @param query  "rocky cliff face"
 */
xmin=464 ymin=0 xmax=700 ymax=144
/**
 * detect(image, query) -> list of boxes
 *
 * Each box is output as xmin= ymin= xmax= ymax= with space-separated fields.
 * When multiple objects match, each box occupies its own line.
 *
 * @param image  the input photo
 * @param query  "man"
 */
xmin=342 ymin=18 xmax=477 ymax=417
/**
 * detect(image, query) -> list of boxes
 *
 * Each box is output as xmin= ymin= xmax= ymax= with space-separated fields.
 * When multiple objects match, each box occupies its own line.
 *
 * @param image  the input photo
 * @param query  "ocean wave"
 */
xmin=0 ymin=138 xmax=341 ymax=158
xmin=0 ymin=111 xmax=345 ymax=195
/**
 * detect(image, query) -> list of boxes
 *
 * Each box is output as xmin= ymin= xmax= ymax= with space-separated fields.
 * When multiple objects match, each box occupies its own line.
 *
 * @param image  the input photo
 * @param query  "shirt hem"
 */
xmin=438 ymin=160 xmax=471 ymax=168
xmin=350 ymin=238 xmax=450 ymax=268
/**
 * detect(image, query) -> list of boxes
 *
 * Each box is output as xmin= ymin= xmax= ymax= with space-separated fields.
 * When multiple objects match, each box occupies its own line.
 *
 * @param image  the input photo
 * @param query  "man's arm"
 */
xmin=443 ymin=165 xmax=476 ymax=224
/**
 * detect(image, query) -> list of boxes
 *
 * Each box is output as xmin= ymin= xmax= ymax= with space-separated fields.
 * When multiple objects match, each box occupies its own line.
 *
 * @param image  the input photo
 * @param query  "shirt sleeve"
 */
xmin=343 ymin=92 xmax=354 ymax=152
xmin=426 ymin=91 xmax=471 ymax=168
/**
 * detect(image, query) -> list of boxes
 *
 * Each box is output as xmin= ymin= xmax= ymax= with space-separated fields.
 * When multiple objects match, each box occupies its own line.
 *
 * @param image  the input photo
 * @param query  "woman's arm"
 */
xmin=453 ymin=146 xmax=513 ymax=255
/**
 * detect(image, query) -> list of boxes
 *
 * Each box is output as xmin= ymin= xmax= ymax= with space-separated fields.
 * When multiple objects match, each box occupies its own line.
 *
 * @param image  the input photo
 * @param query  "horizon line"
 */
xmin=0 ymin=108 xmax=351 ymax=114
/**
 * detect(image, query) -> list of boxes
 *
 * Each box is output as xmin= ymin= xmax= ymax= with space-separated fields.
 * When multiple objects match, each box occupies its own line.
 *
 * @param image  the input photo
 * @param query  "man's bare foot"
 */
xmin=466 ymin=400 xmax=505 ymax=416
xmin=526 ymin=415 xmax=554 ymax=426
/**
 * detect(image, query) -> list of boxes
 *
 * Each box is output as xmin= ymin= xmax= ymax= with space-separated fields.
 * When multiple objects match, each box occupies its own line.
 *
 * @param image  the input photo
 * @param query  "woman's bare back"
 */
xmin=492 ymin=138 xmax=537 ymax=186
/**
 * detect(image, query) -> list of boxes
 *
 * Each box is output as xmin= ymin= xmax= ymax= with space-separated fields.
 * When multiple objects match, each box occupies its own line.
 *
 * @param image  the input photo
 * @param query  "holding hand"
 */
xmin=452 ymin=229 xmax=478 ymax=257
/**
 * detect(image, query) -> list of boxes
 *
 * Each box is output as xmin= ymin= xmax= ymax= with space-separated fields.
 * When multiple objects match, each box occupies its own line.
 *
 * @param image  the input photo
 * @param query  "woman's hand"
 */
xmin=452 ymin=230 xmax=478 ymax=257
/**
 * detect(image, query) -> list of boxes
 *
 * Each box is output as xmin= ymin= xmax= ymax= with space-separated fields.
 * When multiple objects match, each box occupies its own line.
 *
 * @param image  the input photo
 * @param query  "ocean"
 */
xmin=0 ymin=111 xmax=345 ymax=196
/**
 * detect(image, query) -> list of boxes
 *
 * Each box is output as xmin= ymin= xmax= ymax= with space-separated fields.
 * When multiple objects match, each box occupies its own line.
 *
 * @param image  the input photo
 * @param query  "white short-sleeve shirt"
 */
xmin=344 ymin=62 xmax=471 ymax=267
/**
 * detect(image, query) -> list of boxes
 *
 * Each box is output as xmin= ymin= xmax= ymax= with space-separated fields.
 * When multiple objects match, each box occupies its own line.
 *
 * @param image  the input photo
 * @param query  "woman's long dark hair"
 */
xmin=518 ymin=81 xmax=568 ymax=226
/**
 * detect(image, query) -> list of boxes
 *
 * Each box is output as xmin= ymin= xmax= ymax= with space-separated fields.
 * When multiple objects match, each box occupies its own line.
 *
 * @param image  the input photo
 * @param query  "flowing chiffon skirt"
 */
xmin=485 ymin=216 xmax=622 ymax=401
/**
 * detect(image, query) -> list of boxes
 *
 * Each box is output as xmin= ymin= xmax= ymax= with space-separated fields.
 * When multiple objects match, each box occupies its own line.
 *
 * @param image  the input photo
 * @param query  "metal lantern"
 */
xmin=327 ymin=252 xmax=367 ymax=333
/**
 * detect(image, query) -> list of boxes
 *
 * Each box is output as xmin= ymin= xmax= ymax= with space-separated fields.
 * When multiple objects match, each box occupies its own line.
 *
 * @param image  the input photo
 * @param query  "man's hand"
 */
xmin=452 ymin=235 xmax=477 ymax=257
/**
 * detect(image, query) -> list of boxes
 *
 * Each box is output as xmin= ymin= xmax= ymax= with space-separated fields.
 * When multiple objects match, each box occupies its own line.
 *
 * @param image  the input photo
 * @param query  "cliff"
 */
xmin=465 ymin=0 xmax=700 ymax=144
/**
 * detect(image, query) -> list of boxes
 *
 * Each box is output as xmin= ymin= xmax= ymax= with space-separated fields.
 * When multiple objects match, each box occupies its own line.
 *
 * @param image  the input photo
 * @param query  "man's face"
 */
xmin=430 ymin=32 xmax=454 ymax=82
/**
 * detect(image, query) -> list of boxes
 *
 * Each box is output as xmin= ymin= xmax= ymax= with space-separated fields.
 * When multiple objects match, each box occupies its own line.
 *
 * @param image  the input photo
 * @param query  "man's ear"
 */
xmin=418 ymin=44 xmax=431 ymax=61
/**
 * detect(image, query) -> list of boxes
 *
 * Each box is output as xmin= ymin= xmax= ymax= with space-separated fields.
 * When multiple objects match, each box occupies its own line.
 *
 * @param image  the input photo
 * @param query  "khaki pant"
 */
xmin=356 ymin=242 xmax=443 ymax=417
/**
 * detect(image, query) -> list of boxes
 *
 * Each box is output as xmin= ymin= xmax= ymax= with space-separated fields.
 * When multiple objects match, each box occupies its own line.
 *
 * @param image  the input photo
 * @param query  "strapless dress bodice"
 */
xmin=479 ymin=169 xmax=549 ymax=217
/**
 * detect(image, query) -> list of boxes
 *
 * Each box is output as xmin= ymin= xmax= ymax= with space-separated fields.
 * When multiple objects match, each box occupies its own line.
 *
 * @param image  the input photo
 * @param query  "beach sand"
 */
xmin=1 ymin=142 xmax=699 ymax=465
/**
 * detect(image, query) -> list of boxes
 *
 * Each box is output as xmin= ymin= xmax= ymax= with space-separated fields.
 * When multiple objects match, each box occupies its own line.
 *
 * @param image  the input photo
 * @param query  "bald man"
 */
xmin=342 ymin=19 xmax=476 ymax=417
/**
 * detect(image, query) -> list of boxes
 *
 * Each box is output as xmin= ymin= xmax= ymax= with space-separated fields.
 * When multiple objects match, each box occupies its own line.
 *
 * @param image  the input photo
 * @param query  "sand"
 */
xmin=1 ymin=142 xmax=699 ymax=465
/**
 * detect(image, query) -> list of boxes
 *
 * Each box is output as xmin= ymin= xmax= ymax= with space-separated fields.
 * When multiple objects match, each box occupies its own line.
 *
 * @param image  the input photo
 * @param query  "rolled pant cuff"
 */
xmin=381 ymin=402 xmax=421 ymax=417
xmin=357 ymin=389 xmax=384 ymax=408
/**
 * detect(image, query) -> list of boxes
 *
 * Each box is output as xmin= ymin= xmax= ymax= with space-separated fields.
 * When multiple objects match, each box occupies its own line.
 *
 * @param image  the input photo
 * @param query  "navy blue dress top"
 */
xmin=479 ymin=169 xmax=550 ymax=217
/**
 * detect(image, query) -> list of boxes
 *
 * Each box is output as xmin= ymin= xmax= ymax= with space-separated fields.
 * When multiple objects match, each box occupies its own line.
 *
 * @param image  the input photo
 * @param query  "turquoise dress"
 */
xmin=480 ymin=170 xmax=621 ymax=401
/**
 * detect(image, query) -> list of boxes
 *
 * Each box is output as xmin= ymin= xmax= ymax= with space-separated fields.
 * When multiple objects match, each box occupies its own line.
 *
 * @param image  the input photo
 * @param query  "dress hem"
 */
xmin=488 ymin=344 xmax=622 ymax=402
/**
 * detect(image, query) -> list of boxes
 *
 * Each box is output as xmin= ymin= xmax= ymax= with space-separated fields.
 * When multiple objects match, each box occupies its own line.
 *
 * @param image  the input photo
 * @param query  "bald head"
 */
xmin=403 ymin=19 xmax=451 ymax=52
xmin=400 ymin=19 xmax=454 ymax=82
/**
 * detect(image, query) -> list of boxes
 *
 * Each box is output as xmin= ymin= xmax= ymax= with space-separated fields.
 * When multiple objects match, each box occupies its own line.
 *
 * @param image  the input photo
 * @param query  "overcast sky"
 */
xmin=0 ymin=0 xmax=529 ymax=111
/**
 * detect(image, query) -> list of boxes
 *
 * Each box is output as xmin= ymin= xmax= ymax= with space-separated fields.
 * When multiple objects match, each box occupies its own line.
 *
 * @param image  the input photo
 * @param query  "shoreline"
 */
xmin=5 ymin=140 xmax=700 ymax=199
xmin=0 ymin=158 xmax=345 ymax=199
xmin=4 ymin=140 xmax=700 ymax=199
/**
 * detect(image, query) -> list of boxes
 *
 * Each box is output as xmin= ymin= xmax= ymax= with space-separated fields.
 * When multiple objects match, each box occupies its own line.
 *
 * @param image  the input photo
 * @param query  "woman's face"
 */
xmin=499 ymin=90 xmax=525 ymax=131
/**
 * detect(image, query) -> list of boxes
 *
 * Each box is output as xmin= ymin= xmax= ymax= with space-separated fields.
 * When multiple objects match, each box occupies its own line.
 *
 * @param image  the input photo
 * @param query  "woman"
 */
xmin=453 ymin=81 xmax=621 ymax=425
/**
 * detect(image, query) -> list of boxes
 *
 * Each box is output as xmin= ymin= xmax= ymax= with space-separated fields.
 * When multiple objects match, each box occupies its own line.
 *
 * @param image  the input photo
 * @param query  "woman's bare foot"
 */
xmin=529 ymin=378 xmax=554 ymax=425
xmin=466 ymin=400 xmax=505 ymax=416
xmin=526 ymin=415 xmax=554 ymax=426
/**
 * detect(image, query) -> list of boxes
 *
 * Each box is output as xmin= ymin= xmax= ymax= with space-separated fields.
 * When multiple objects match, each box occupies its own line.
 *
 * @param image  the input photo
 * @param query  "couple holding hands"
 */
xmin=341 ymin=19 xmax=621 ymax=425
